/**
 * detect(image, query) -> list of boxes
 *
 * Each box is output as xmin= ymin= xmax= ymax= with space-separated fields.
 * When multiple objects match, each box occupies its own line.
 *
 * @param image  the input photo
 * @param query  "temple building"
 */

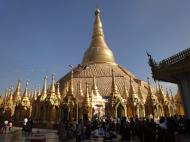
xmin=0 ymin=8 xmax=182 ymax=126
xmin=148 ymin=48 xmax=188 ymax=117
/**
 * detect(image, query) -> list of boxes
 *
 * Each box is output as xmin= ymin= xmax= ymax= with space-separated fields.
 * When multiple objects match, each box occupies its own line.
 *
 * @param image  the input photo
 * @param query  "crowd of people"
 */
xmin=1 ymin=115 xmax=190 ymax=142
xmin=0 ymin=117 xmax=34 ymax=135
xmin=58 ymin=115 xmax=190 ymax=142
xmin=0 ymin=119 xmax=13 ymax=133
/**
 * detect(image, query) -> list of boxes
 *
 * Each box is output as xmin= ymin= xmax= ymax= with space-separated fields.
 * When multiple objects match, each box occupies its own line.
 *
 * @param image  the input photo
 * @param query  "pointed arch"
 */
xmin=115 ymin=98 xmax=127 ymax=118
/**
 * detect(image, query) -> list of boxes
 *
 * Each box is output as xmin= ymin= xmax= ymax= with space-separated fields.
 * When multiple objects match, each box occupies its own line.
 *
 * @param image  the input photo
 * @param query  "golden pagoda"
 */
xmin=0 ymin=8 xmax=183 ymax=125
xmin=15 ymin=81 xmax=31 ymax=121
xmin=1 ymin=88 xmax=15 ymax=119
xmin=45 ymin=73 xmax=60 ymax=124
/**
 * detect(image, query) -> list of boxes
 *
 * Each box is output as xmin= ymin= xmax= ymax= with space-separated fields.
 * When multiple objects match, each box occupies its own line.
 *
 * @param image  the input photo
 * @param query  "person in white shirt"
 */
xmin=8 ymin=121 xmax=13 ymax=131
xmin=3 ymin=120 xmax=8 ymax=133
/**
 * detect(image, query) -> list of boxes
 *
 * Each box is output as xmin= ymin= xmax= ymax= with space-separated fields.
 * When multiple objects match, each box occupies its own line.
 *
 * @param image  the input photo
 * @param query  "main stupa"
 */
xmin=58 ymin=8 xmax=168 ymax=120
xmin=59 ymin=8 xmax=149 ymax=97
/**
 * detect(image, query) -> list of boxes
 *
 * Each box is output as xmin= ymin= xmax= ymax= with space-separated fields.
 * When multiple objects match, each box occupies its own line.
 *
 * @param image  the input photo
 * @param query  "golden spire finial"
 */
xmin=14 ymin=80 xmax=21 ymax=100
xmin=68 ymin=70 xmax=74 ymax=94
xmin=50 ymin=73 xmax=56 ymax=93
xmin=155 ymin=82 xmax=165 ymax=105
xmin=169 ymin=89 xmax=174 ymax=102
xmin=158 ymin=82 xmax=165 ymax=97
xmin=93 ymin=7 xmax=103 ymax=39
xmin=23 ymin=80 xmax=29 ymax=97
xmin=92 ymin=76 xmax=100 ymax=96
xmin=83 ymin=82 xmax=90 ymax=107
xmin=38 ymin=86 xmax=40 ymax=95
xmin=37 ymin=86 xmax=41 ymax=97
xmin=8 ymin=87 xmax=13 ymax=101
xmin=123 ymin=80 xmax=128 ymax=99
xmin=95 ymin=7 xmax=100 ymax=16
xmin=21 ymin=81 xmax=31 ymax=108
xmin=33 ymin=89 xmax=37 ymax=100
xmin=30 ymin=89 xmax=34 ymax=100
xmin=158 ymin=81 xmax=162 ymax=92
xmin=40 ymin=76 xmax=47 ymax=101
xmin=4 ymin=88 xmax=9 ymax=102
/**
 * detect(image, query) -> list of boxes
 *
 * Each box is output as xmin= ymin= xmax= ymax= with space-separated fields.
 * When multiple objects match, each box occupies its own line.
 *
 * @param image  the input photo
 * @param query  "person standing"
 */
xmin=3 ymin=120 xmax=8 ymax=133
xmin=22 ymin=117 xmax=28 ymax=131
xmin=8 ymin=121 xmax=12 ymax=132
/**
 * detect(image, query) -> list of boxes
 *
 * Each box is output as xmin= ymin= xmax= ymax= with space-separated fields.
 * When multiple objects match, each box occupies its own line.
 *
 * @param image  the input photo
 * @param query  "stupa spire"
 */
xmin=92 ymin=8 xmax=104 ymax=39
xmin=123 ymin=81 xmax=128 ymax=99
xmin=13 ymin=80 xmax=21 ymax=102
xmin=157 ymin=82 xmax=165 ymax=105
xmin=127 ymin=76 xmax=136 ymax=105
xmin=37 ymin=86 xmax=41 ymax=97
xmin=158 ymin=82 xmax=162 ymax=93
xmin=83 ymin=82 xmax=90 ymax=107
xmin=30 ymin=89 xmax=34 ymax=101
xmin=169 ymin=89 xmax=174 ymax=102
xmin=23 ymin=81 xmax=29 ymax=97
xmin=92 ymin=76 xmax=100 ymax=96
xmin=8 ymin=87 xmax=13 ymax=101
xmin=40 ymin=76 xmax=47 ymax=100
xmin=4 ymin=88 xmax=9 ymax=102
xmin=68 ymin=70 xmax=74 ymax=95
xmin=82 ymin=8 xmax=116 ymax=65
xmin=145 ymin=77 xmax=155 ymax=108
xmin=50 ymin=73 xmax=56 ymax=93
xmin=33 ymin=89 xmax=37 ymax=101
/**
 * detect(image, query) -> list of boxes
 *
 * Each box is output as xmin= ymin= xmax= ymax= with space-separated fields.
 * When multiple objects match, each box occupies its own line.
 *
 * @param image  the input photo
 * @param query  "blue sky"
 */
xmin=0 ymin=0 xmax=189 ymax=95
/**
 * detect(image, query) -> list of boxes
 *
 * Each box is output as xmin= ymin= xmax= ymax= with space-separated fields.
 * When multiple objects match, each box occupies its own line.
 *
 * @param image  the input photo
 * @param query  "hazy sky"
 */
xmin=0 ymin=0 xmax=189 ymax=95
